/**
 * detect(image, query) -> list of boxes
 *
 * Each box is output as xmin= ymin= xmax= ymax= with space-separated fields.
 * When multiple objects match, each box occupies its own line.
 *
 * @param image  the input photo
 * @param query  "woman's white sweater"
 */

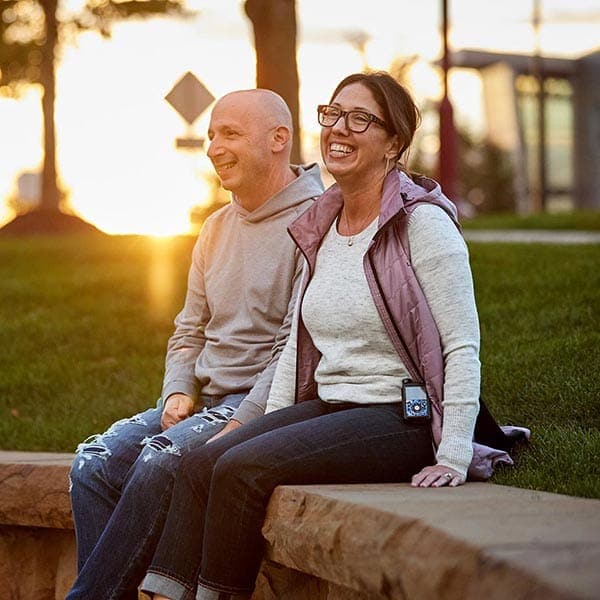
xmin=266 ymin=204 xmax=481 ymax=477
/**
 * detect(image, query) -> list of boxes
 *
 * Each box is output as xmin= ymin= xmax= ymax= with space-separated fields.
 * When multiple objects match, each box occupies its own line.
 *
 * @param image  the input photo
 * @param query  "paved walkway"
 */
xmin=464 ymin=229 xmax=600 ymax=244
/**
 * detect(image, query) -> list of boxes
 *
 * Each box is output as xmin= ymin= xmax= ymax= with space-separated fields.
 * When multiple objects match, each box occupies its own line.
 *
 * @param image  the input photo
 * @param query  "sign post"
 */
xmin=165 ymin=72 xmax=215 ymax=150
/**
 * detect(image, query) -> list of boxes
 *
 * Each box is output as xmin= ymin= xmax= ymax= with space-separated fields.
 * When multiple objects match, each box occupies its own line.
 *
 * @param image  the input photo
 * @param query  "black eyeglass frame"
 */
xmin=317 ymin=104 xmax=389 ymax=133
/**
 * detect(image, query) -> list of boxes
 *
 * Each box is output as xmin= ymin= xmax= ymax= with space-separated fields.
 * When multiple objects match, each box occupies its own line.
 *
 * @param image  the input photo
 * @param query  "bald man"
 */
xmin=67 ymin=89 xmax=323 ymax=600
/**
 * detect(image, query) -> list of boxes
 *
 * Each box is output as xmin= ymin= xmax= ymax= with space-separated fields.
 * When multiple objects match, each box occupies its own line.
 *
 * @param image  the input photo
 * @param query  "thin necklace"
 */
xmin=341 ymin=204 xmax=379 ymax=246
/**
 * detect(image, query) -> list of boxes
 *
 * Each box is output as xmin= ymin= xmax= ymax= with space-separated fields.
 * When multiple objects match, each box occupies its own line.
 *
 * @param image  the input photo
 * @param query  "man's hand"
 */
xmin=207 ymin=418 xmax=242 ymax=443
xmin=161 ymin=394 xmax=194 ymax=430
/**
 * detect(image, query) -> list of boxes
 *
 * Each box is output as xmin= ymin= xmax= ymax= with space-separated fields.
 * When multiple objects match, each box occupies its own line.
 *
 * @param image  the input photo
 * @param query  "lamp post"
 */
xmin=532 ymin=0 xmax=547 ymax=212
xmin=439 ymin=0 xmax=458 ymax=201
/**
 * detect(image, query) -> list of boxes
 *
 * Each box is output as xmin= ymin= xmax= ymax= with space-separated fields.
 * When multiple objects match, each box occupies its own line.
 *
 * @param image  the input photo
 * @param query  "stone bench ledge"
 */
xmin=0 ymin=451 xmax=74 ymax=530
xmin=261 ymin=483 xmax=600 ymax=600
xmin=2 ymin=452 xmax=600 ymax=600
xmin=0 ymin=452 xmax=76 ymax=600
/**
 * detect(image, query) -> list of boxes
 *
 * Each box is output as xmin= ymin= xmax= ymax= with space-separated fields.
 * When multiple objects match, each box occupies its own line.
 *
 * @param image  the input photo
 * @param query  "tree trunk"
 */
xmin=39 ymin=0 xmax=62 ymax=212
xmin=245 ymin=0 xmax=302 ymax=164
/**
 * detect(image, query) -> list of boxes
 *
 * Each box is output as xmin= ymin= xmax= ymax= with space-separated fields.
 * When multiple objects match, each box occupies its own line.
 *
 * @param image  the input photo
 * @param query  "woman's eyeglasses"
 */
xmin=317 ymin=104 xmax=388 ymax=133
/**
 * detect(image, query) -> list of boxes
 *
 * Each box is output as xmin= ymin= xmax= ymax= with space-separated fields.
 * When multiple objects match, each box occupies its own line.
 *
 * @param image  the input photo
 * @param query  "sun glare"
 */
xmin=147 ymin=236 xmax=179 ymax=319
xmin=1 ymin=0 xmax=597 ymax=235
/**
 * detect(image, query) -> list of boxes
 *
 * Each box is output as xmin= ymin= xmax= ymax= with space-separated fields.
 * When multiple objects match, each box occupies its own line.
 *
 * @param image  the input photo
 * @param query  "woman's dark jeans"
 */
xmin=142 ymin=399 xmax=434 ymax=599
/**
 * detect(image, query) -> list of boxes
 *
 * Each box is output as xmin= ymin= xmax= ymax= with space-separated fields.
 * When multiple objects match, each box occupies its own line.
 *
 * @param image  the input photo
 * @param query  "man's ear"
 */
xmin=271 ymin=126 xmax=291 ymax=152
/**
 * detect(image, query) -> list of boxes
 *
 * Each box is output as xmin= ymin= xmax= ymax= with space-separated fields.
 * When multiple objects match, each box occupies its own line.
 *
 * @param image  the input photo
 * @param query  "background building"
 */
xmin=453 ymin=49 xmax=600 ymax=213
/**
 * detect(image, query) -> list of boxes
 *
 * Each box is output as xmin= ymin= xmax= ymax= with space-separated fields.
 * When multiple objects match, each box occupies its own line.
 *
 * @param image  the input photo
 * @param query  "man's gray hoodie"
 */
xmin=162 ymin=163 xmax=324 ymax=423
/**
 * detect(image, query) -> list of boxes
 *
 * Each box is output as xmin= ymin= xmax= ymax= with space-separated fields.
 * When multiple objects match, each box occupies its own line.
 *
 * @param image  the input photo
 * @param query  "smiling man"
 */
xmin=67 ymin=89 xmax=323 ymax=600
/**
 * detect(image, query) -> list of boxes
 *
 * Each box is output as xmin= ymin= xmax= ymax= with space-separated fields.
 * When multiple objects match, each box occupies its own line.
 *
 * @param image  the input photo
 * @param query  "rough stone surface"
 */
xmin=0 ymin=451 xmax=74 ymax=529
xmin=2 ymin=453 xmax=599 ymax=600
xmin=255 ymin=560 xmax=383 ymax=600
xmin=0 ymin=452 xmax=76 ymax=599
xmin=261 ymin=483 xmax=600 ymax=600
xmin=0 ymin=525 xmax=76 ymax=600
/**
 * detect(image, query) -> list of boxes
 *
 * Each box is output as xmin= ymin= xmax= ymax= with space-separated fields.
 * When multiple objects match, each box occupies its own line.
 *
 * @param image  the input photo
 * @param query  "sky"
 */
xmin=0 ymin=0 xmax=598 ymax=235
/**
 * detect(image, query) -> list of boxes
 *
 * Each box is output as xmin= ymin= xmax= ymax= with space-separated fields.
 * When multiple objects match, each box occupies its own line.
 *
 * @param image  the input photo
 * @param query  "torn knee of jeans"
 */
xmin=143 ymin=435 xmax=182 ymax=458
xmin=102 ymin=414 xmax=148 ymax=439
xmin=140 ymin=435 xmax=154 ymax=447
xmin=191 ymin=404 xmax=236 ymax=433
xmin=74 ymin=437 xmax=113 ymax=469
xmin=211 ymin=404 xmax=237 ymax=419
xmin=125 ymin=414 xmax=149 ymax=427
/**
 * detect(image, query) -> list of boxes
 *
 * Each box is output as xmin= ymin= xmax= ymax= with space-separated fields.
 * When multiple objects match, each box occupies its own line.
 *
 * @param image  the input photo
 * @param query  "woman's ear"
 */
xmin=271 ymin=126 xmax=291 ymax=153
xmin=385 ymin=134 xmax=401 ymax=161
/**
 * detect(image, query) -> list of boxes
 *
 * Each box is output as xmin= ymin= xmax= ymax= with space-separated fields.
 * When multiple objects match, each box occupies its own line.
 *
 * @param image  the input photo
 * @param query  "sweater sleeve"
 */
xmin=233 ymin=253 xmax=304 ymax=423
xmin=161 ymin=232 xmax=210 ymax=402
xmin=407 ymin=204 xmax=480 ymax=478
xmin=264 ymin=264 xmax=306 ymax=414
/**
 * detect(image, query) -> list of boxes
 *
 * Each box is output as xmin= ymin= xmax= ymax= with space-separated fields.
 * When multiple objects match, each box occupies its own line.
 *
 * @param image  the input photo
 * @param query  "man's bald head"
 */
xmin=216 ymin=89 xmax=292 ymax=130
xmin=206 ymin=89 xmax=297 ymax=210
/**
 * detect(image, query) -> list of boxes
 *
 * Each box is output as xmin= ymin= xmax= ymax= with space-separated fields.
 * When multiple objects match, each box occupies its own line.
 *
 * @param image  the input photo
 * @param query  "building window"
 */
xmin=516 ymin=75 xmax=574 ymax=212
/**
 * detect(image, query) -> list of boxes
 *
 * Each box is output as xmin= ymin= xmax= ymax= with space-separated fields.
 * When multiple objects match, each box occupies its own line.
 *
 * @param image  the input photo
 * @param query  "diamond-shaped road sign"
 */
xmin=165 ymin=72 xmax=215 ymax=125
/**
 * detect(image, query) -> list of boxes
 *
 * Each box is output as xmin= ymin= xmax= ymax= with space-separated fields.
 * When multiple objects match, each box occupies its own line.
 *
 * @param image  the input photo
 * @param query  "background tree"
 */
xmin=409 ymin=116 xmax=515 ymax=216
xmin=245 ymin=0 xmax=301 ymax=164
xmin=189 ymin=0 xmax=303 ymax=234
xmin=0 ymin=0 xmax=190 ymax=230
xmin=457 ymin=128 xmax=516 ymax=214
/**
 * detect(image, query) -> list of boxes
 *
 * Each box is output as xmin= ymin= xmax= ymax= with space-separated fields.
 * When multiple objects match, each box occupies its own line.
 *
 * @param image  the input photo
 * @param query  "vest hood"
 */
xmin=383 ymin=170 xmax=461 ymax=232
xmin=288 ymin=169 xmax=460 ymax=262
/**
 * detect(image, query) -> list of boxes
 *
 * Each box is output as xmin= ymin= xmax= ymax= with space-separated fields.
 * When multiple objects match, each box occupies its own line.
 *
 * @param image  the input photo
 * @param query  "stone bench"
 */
xmin=1 ymin=451 xmax=599 ymax=600
xmin=0 ymin=451 xmax=75 ymax=600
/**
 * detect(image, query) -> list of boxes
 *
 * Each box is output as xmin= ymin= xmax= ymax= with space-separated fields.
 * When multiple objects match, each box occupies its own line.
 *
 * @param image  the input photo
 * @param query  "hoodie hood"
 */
xmin=231 ymin=163 xmax=324 ymax=223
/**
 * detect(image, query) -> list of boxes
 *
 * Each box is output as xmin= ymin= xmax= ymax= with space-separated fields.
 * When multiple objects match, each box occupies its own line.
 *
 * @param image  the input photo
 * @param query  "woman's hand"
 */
xmin=206 ymin=418 xmax=242 ymax=443
xmin=411 ymin=465 xmax=465 ymax=488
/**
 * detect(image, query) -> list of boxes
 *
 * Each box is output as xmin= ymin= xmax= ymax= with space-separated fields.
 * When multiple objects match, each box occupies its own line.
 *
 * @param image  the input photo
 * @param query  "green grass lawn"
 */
xmin=471 ymin=243 xmax=600 ymax=498
xmin=0 ymin=235 xmax=195 ymax=449
xmin=0 ymin=235 xmax=598 ymax=498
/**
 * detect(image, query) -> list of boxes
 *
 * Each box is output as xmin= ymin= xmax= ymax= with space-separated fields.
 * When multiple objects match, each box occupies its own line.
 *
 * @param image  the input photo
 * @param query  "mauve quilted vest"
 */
xmin=287 ymin=169 xmax=524 ymax=480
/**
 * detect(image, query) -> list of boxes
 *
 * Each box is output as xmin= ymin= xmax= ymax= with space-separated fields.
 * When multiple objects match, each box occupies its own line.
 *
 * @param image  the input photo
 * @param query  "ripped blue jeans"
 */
xmin=67 ymin=393 xmax=246 ymax=600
